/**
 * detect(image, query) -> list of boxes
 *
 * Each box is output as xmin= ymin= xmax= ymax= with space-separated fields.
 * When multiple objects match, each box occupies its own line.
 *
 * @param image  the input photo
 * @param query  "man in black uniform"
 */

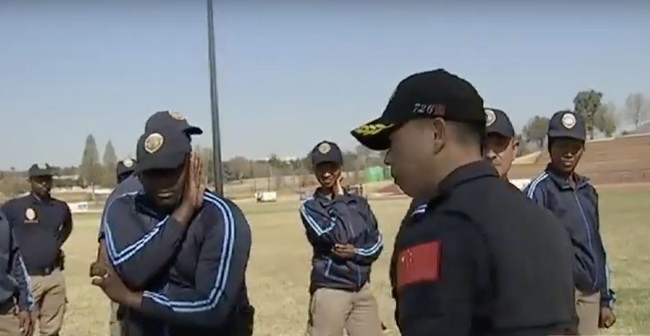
xmin=1 ymin=164 xmax=72 ymax=336
xmin=524 ymin=111 xmax=616 ymax=335
xmin=350 ymin=69 xmax=577 ymax=336
xmin=92 ymin=125 xmax=254 ymax=336
xmin=403 ymin=107 xmax=519 ymax=220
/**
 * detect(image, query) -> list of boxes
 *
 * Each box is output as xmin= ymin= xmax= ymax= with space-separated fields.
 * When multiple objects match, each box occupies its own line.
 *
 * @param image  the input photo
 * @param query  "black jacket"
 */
xmin=300 ymin=190 xmax=383 ymax=293
xmin=524 ymin=165 xmax=615 ymax=307
xmin=391 ymin=161 xmax=577 ymax=336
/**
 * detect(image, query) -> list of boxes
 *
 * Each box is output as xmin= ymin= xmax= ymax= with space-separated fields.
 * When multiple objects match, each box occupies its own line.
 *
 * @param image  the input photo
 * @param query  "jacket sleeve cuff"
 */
xmin=600 ymin=294 xmax=615 ymax=308
xmin=139 ymin=294 xmax=167 ymax=319
xmin=17 ymin=299 xmax=31 ymax=312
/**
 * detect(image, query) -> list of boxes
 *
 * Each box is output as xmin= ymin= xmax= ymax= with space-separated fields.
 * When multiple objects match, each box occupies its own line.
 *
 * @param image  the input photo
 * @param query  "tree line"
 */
xmin=1 ymin=91 xmax=648 ymax=197
xmin=520 ymin=92 xmax=650 ymax=149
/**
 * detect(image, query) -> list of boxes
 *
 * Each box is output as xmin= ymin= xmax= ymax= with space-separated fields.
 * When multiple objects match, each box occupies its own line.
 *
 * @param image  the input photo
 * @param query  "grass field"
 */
xmin=58 ymin=188 xmax=650 ymax=336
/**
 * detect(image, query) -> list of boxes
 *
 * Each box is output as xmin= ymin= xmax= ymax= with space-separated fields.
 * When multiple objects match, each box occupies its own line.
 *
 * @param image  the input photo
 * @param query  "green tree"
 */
xmin=79 ymin=134 xmax=102 ymax=189
xmin=573 ymin=90 xmax=604 ymax=139
xmin=102 ymin=140 xmax=118 ymax=186
xmin=594 ymin=101 xmax=618 ymax=137
xmin=623 ymin=93 xmax=650 ymax=128
xmin=521 ymin=115 xmax=550 ymax=148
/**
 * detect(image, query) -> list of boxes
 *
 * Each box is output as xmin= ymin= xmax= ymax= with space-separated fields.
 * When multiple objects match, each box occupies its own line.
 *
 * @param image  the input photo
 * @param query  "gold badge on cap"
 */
xmin=485 ymin=109 xmax=497 ymax=127
xmin=144 ymin=133 xmax=164 ymax=154
xmin=168 ymin=111 xmax=185 ymax=121
xmin=561 ymin=113 xmax=576 ymax=129
xmin=123 ymin=158 xmax=134 ymax=168
xmin=353 ymin=123 xmax=394 ymax=136
xmin=25 ymin=208 xmax=36 ymax=222
xmin=318 ymin=142 xmax=331 ymax=154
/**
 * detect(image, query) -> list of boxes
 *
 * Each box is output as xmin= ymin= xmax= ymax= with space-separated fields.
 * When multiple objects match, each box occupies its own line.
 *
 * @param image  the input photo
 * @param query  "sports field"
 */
xmin=59 ymin=188 xmax=650 ymax=336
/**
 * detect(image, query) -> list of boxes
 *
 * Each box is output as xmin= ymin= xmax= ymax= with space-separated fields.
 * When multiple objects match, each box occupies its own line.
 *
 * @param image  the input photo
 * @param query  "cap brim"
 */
xmin=487 ymin=129 xmax=514 ymax=138
xmin=547 ymin=129 xmax=585 ymax=141
xmin=136 ymin=153 xmax=187 ymax=173
xmin=350 ymin=117 xmax=396 ymax=151
xmin=185 ymin=126 xmax=203 ymax=135
xmin=29 ymin=172 xmax=53 ymax=177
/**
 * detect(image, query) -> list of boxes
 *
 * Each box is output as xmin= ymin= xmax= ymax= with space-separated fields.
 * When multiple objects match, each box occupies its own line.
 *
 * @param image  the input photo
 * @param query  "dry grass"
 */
xmin=59 ymin=189 xmax=650 ymax=336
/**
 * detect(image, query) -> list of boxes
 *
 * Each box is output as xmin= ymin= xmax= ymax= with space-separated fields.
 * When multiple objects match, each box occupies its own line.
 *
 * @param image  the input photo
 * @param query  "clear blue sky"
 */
xmin=1 ymin=1 xmax=649 ymax=170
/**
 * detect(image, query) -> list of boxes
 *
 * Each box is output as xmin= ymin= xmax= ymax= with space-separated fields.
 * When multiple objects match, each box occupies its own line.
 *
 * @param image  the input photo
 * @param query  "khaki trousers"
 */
xmin=30 ymin=269 xmax=66 ymax=336
xmin=0 ymin=301 xmax=21 ymax=336
xmin=306 ymin=284 xmax=382 ymax=336
xmin=110 ymin=301 xmax=121 ymax=336
xmin=575 ymin=289 xmax=600 ymax=335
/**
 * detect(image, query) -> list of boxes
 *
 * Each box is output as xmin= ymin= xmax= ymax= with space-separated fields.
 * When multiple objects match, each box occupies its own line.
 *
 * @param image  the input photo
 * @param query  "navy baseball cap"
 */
xmin=145 ymin=111 xmax=203 ymax=135
xmin=116 ymin=158 xmax=137 ymax=177
xmin=28 ymin=163 xmax=53 ymax=177
xmin=310 ymin=141 xmax=343 ymax=167
xmin=547 ymin=110 xmax=586 ymax=141
xmin=485 ymin=108 xmax=515 ymax=138
xmin=136 ymin=127 xmax=191 ymax=173
xmin=350 ymin=69 xmax=485 ymax=151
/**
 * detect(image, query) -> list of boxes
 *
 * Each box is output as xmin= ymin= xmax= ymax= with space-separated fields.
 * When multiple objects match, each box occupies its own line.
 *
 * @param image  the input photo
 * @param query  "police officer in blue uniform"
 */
xmin=301 ymin=141 xmax=384 ymax=336
xmin=116 ymin=159 xmax=137 ymax=184
xmin=1 ymin=164 xmax=72 ymax=336
xmin=350 ymin=69 xmax=577 ymax=336
xmin=90 ymin=111 xmax=203 ymax=336
xmin=104 ymin=158 xmax=136 ymax=336
xmin=0 ymin=209 xmax=33 ymax=336
xmin=91 ymin=125 xmax=254 ymax=336
xmin=524 ymin=110 xmax=616 ymax=335
xmin=484 ymin=108 xmax=519 ymax=179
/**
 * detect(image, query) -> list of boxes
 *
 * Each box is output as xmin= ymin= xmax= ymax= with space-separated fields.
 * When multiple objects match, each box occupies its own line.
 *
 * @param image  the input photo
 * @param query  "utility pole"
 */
xmin=206 ymin=0 xmax=224 ymax=195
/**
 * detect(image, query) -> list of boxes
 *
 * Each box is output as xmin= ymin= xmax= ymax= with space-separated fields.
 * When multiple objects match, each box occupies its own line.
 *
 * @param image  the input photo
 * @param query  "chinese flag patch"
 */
xmin=396 ymin=240 xmax=441 ymax=290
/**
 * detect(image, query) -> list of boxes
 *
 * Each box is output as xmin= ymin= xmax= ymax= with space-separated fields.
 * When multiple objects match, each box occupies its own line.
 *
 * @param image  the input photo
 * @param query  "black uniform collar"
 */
xmin=544 ymin=164 xmax=589 ymax=190
xmin=30 ymin=193 xmax=53 ymax=205
xmin=438 ymin=159 xmax=499 ymax=196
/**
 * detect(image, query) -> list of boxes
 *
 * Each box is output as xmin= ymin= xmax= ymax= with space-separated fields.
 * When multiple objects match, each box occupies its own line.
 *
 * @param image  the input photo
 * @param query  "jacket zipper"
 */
xmin=573 ymin=190 xmax=599 ymax=289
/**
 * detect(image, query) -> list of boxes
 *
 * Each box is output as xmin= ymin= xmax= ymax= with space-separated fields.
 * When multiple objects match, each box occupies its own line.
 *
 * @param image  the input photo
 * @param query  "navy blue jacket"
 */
xmin=101 ymin=190 xmax=252 ymax=332
xmin=299 ymin=189 xmax=383 ymax=293
xmin=1 ymin=194 xmax=73 ymax=274
xmin=0 ymin=210 xmax=33 ymax=311
xmin=524 ymin=166 xmax=615 ymax=307
xmin=98 ymin=175 xmax=142 ymax=241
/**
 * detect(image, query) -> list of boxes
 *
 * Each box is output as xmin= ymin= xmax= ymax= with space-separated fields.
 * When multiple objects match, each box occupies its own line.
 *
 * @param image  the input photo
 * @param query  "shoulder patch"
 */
xmin=396 ymin=240 xmax=441 ymax=290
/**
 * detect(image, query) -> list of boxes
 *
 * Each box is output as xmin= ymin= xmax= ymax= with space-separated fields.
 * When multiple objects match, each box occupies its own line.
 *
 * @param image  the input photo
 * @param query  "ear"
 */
xmin=431 ymin=118 xmax=447 ymax=141
xmin=511 ymin=139 xmax=520 ymax=152
xmin=430 ymin=118 xmax=447 ymax=154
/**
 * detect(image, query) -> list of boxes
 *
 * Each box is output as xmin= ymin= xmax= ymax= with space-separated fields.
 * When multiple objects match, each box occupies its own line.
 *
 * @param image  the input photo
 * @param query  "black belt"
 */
xmin=28 ymin=266 xmax=57 ymax=276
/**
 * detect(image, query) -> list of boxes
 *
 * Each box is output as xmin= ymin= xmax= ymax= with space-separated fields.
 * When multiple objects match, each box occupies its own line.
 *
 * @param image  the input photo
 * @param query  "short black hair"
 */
xmin=450 ymin=121 xmax=485 ymax=149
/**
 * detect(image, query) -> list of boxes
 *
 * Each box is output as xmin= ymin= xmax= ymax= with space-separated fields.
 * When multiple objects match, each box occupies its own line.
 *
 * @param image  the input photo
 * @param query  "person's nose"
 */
xmin=486 ymin=149 xmax=498 ymax=161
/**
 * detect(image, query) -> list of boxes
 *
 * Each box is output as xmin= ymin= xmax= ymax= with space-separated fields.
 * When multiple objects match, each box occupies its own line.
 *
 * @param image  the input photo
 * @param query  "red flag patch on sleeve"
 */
xmin=396 ymin=240 xmax=441 ymax=290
